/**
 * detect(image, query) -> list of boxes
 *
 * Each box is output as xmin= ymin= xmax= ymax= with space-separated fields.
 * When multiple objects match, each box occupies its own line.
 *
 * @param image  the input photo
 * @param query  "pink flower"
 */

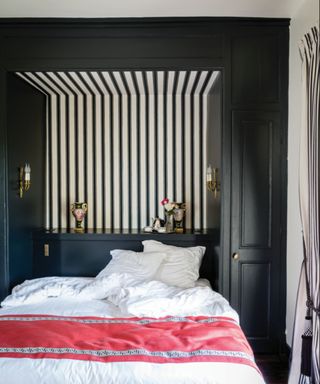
xmin=161 ymin=198 xmax=169 ymax=206
xmin=161 ymin=198 xmax=178 ymax=214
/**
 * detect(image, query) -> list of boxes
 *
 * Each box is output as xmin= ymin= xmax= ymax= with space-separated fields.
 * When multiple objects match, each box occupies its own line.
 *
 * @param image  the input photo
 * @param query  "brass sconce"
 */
xmin=206 ymin=165 xmax=220 ymax=197
xmin=19 ymin=163 xmax=31 ymax=198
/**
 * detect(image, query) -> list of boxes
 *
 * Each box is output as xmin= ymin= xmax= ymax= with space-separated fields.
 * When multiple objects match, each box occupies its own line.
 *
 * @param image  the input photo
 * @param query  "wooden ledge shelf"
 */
xmin=33 ymin=228 xmax=219 ymax=241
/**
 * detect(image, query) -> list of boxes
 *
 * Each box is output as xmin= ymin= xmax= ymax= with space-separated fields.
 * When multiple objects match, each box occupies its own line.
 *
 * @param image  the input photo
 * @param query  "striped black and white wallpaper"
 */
xmin=17 ymin=71 xmax=219 ymax=230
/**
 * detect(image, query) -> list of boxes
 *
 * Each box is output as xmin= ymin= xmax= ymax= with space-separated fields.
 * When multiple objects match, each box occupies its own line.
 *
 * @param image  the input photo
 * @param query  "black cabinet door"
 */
xmin=231 ymin=111 xmax=282 ymax=353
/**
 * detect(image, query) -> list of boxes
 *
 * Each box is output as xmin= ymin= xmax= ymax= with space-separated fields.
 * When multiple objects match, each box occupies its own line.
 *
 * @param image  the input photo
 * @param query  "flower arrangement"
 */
xmin=160 ymin=198 xmax=178 ymax=215
xmin=160 ymin=198 xmax=186 ymax=233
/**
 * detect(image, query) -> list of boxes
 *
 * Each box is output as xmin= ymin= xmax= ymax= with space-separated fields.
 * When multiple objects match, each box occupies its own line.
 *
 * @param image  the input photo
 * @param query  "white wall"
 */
xmin=287 ymin=0 xmax=319 ymax=346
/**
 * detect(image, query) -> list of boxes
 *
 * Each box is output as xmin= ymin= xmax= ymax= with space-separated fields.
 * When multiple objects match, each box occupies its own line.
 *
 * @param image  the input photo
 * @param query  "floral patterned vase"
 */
xmin=71 ymin=202 xmax=88 ymax=232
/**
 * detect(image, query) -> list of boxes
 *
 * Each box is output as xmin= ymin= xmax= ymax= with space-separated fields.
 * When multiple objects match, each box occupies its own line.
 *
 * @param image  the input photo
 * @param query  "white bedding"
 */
xmin=0 ymin=276 xmax=264 ymax=384
xmin=1 ymin=275 xmax=238 ymax=320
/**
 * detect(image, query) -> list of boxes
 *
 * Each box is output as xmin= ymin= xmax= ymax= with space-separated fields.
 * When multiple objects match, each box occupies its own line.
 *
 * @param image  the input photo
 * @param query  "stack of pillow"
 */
xmin=97 ymin=240 xmax=206 ymax=288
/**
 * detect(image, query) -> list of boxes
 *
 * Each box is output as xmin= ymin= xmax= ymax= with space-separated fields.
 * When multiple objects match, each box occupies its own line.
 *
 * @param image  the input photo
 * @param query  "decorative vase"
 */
xmin=71 ymin=202 xmax=88 ymax=232
xmin=173 ymin=207 xmax=185 ymax=233
xmin=165 ymin=213 xmax=174 ymax=233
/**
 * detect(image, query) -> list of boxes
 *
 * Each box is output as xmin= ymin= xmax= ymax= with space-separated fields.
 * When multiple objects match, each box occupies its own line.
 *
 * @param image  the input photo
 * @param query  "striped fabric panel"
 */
xmin=293 ymin=26 xmax=319 ymax=384
xmin=16 ymin=71 xmax=219 ymax=230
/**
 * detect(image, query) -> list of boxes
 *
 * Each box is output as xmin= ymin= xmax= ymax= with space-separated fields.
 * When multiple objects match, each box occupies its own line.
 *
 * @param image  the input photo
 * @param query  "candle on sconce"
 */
xmin=206 ymin=165 xmax=220 ymax=198
xmin=206 ymin=165 xmax=212 ymax=182
xmin=24 ymin=163 xmax=31 ymax=181
xmin=19 ymin=162 xmax=31 ymax=198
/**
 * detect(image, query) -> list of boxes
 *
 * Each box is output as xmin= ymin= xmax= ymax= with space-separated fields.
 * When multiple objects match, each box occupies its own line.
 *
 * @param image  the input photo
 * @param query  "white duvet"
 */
xmin=0 ymin=275 xmax=264 ymax=384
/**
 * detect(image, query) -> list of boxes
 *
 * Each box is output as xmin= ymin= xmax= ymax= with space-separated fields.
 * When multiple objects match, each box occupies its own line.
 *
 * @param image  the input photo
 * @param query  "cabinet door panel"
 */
xmin=240 ymin=262 xmax=271 ymax=337
xmin=231 ymin=111 xmax=281 ymax=352
xmin=240 ymin=121 xmax=272 ymax=248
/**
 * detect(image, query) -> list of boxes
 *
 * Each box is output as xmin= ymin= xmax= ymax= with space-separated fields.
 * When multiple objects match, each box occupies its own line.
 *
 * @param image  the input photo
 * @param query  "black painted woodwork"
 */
xmin=0 ymin=18 xmax=289 ymax=354
xmin=7 ymin=73 xmax=46 ymax=289
xmin=256 ymin=354 xmax=289 ymax=384
xmin=33 ymin=229 xmax=219 ymax=291
xmin=207 ymin=74 xmax=222 ymax=229
xmin=231 ymin=34 xmax=280 ymax=104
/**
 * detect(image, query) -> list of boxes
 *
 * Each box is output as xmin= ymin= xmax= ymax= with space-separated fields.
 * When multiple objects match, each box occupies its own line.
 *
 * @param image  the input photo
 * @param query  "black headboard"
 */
xmin=32 ymin=229 xmax=220 ymax=291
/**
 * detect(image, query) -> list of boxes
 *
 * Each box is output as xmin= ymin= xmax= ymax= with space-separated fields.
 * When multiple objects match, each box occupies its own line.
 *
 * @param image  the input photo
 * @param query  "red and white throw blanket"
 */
xmin=0 ymin=314 xmax=259 ymax=372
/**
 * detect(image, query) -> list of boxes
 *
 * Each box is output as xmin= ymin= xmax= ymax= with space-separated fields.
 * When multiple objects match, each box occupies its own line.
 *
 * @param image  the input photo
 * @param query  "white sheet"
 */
xmin=0 ymin=359 xmax=264 ymax=384
xmin=0 ymin=276 xmax=264 ymax=384
xmin=1 ymin=275 xmax=238 ymax=320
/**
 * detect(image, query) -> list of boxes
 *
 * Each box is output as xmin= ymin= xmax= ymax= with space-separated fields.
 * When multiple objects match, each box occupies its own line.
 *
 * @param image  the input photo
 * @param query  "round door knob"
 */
xmin=232 ymin=252 xmax=240 ymax=260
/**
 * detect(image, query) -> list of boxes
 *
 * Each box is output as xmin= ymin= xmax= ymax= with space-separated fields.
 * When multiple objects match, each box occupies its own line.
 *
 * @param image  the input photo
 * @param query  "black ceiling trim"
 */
xmin=0 ymin=17 xmax=291 ymax=28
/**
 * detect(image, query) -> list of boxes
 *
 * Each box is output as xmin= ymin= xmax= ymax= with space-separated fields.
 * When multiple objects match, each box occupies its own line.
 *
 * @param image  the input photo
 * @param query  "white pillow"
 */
xmin=96 ymin=249 xmax=166 ymax=281
xmin=142 ymin=240 xmax=206 ymax=288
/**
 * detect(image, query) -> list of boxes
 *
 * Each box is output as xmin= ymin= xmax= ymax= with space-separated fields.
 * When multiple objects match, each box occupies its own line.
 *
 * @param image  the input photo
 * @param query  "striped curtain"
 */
xmin=289 ymin=26 xmax=319 ymax=384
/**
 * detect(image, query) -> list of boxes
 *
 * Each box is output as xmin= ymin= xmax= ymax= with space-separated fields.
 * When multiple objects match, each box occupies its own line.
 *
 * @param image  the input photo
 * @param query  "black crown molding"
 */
xmin=0 ymin=17 xmax=290 ymax=28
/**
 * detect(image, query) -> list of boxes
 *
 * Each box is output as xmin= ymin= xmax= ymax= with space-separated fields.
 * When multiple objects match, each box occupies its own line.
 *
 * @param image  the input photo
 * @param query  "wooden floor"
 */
xmin=256 ymin=355 xmax=289 ymax=384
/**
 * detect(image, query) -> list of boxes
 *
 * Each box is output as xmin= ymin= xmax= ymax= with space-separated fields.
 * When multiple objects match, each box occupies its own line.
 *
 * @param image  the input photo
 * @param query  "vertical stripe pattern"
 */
xmin=16 ymin=71 xmax=219 ymax=230
xmin=299 ymin=26 xmax=320 ymax=384
xmin=288 ymin=26 xmax=319 ymax=384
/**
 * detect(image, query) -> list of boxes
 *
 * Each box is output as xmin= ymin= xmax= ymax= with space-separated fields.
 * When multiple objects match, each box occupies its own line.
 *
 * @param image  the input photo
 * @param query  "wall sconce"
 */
xmin=19 ymin=163 xmax=31 ymax=198
xmin=206 ymin=165 xmax=220 ymax=197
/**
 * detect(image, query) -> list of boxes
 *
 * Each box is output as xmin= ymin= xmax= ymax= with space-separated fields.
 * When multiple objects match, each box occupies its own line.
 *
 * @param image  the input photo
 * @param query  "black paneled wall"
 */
xmin=7 ymin=73 xmax=45 ymax=288
xmin=17 ymin=71 xmax=219 ymax=230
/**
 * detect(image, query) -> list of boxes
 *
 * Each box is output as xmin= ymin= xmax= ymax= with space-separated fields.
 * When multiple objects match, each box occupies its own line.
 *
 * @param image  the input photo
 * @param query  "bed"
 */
xmin=0 ymin=240 xmax=264 ymax=384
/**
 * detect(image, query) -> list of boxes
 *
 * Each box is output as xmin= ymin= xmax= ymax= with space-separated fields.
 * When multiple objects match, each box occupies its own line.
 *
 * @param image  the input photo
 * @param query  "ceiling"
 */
xmin=16 ymin=71 xmax=219 ymax=97
xmin=0 ymin=0 xmax=302 ymax=18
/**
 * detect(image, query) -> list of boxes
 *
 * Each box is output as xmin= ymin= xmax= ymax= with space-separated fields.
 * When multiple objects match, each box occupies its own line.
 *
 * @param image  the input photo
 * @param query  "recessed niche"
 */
xmin=12 ymin=70 xmax=222 ymax=230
